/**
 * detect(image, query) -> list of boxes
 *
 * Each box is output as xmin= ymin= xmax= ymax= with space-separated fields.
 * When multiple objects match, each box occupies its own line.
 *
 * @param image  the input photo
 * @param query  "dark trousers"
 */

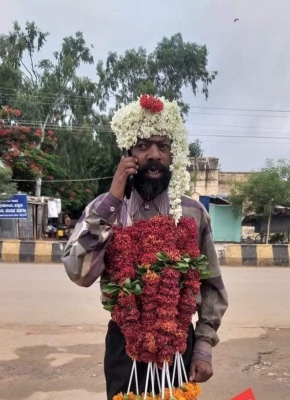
xmin=104 ymin=320 xmax=196 ymax=400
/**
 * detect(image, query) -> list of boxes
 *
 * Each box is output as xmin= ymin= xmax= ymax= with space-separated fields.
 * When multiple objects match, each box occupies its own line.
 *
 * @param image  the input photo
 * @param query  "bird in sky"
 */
xmin=234 ymin=18 xmax=239 ymax=22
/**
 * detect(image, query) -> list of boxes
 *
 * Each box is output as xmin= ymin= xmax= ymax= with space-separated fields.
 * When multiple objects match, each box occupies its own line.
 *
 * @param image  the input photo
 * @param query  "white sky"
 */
xmin=2 ymin=0 xmax=290 ymax=171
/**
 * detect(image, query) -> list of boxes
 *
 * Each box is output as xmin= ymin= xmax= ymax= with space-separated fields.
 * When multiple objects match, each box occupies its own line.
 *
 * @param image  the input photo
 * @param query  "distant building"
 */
xmin=189 ymin=158 xmax=248 ymax=243
xmin=188 ymin=157 xmax=251 ymax=198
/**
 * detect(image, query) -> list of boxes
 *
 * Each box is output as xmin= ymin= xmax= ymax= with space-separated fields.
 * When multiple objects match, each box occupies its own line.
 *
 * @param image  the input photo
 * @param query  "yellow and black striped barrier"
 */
xmin=222 ymin=244 xmax=290 ymax=266
xmin=0 ymin=240 xmax=66 ymax=263
xmin=1 ymin=241 xmax=290 ymax=266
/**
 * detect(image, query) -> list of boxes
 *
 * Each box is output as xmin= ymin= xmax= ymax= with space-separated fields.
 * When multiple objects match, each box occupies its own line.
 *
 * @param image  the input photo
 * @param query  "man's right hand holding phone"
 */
xmin=109 ymin=156 xmax=138 ymax=201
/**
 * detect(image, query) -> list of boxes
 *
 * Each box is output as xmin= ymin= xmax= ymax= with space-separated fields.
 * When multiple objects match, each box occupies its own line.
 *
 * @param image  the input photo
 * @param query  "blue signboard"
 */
xmin=0 ymin=194 xmax=28 ymax=219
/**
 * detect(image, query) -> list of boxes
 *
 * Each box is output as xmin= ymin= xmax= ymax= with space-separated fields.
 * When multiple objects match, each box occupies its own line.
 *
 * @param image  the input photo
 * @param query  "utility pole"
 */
xmin=34 ymin=114 xmax=50 ymax=197
xmin=35 ymin=178 xmax=42 ymax=197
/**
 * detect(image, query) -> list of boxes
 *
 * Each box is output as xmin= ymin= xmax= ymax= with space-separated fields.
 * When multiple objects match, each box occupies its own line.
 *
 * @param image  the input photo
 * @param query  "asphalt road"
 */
xmin=0 ymin=264 xmax=290 ymax=400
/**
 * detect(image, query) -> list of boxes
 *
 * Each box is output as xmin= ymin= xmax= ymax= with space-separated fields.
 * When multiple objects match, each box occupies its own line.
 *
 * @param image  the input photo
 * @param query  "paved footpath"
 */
xmin=0 ymin=264 xmax=290 ymax=400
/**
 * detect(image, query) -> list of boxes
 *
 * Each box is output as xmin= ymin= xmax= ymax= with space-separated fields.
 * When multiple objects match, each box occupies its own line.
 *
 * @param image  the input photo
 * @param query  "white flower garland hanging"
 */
xmin=111 ymin=94 xmax=191 ymax=223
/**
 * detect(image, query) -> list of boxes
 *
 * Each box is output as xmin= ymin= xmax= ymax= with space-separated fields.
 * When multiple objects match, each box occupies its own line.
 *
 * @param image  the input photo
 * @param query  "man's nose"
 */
xmin=147 ymin=144 xmax=161 ymax=160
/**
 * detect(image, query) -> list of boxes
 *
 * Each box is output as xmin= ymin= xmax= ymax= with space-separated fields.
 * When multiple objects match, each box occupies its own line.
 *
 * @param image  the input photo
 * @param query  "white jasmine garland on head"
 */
xmin=111 ymin=94 xmax=191 ymax=223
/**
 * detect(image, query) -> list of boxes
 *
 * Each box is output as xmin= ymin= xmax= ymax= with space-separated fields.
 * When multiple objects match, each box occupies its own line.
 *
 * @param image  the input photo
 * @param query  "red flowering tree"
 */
xmin=0 ymin=106 xmax=98 ymax=210
xmin=0 ymin=106 xmax=65 ymax=194
xmin=45 ymin=180 xmax=96 ymax=211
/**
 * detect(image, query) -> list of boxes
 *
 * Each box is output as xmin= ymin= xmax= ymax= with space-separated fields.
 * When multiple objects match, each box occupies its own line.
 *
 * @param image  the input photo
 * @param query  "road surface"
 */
xmin=0 ymin=263 xmax=290 ymax=400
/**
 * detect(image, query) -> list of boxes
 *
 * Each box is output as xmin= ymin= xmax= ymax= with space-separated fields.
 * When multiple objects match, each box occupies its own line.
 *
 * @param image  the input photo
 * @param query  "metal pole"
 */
xmin=35 ymin=178 xmax=42 ymax=197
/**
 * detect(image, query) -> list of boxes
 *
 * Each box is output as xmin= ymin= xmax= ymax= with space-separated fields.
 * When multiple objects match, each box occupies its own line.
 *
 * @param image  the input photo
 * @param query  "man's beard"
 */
xmin=133 ymin=160 xmax=172 ymax=200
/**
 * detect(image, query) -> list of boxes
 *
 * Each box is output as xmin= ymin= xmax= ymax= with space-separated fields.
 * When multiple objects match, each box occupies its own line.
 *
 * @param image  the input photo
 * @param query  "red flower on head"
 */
xmin=140 ymin=94 xmax=164 ymax=113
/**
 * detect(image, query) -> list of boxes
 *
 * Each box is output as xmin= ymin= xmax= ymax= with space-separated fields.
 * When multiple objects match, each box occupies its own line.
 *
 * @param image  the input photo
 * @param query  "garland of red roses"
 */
xmin=103 ymin=215 xmax=210 ymax=367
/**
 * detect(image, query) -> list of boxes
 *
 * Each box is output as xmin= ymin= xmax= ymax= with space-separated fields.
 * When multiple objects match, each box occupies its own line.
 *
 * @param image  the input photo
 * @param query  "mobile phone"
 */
xmin=123 ymin=148 xmax=134 ymax=199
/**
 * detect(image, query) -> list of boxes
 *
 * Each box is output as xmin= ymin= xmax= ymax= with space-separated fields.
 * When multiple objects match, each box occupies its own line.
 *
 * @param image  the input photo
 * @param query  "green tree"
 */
xmin=47 ymin=111 xmax=121 ymax=211
xmin=0 ymin=24 xmax=217 ymax=212
xmin=0 ymin=21 xmax=97 ymax=197
xmin=90 ymin=130 xmax=121 ymax=195
xmin=50 ymin=125 xmax=98 ymax=211
xmin=0 ymin=21 xmax=25 ymax=107
xmin=228 ymin=159 xmax=290 ymax=244
xmin=188 ymin=139 xmax=204 ymax=157
xmin=97 ymin=33 xmax=217 ymax=116
xmin=0 ymin=64 xmax=22 ymax=108
xmin=0 ymin=165 xmax=17 ymax=200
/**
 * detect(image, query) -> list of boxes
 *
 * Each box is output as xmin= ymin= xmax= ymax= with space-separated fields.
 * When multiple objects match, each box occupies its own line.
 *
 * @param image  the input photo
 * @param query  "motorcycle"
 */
xmin=56 ymin=224 xmax=70 ymax=240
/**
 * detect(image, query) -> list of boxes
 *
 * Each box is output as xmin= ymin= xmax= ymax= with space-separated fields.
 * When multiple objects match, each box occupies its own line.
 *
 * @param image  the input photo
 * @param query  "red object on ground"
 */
xmin=231 ymin=388 xmax=256 ymax=400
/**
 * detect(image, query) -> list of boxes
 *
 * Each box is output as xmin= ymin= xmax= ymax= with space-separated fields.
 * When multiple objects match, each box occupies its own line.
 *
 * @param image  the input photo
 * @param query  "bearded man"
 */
xmin=62 ymin=95 xmax=228 ymax=400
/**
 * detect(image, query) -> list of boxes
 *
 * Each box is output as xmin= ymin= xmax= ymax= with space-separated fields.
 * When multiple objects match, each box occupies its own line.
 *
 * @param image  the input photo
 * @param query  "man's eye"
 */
xmin=159 ymin=144 xmax=170 ymax=151
xmin=136 ymin=143 xmax=147 ymax=150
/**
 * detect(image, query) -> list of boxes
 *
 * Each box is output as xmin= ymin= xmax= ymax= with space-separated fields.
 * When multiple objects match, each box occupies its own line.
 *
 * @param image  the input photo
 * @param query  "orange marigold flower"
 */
xmin=155 ymin=320 xmax=177 ymax=333
xmin=145 ymin=333 xmax=157 ymax=353
xmin=146 ymin=270 xmax=159 ymax=279
xmin=112 ymin=393 xmax=123 ymax=400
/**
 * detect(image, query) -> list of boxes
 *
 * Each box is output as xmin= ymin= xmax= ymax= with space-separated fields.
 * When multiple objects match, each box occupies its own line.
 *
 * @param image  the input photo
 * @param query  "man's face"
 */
xmin=131 ymin=135 xmax=172 ymax=200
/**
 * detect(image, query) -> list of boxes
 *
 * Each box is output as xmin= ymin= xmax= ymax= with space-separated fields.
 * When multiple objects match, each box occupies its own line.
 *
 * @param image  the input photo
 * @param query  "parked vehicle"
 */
xmin=56 ymin=224 xmax=70 ymax=240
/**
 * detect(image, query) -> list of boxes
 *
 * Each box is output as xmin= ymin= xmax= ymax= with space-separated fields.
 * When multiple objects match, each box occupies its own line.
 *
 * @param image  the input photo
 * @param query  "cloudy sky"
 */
xmin=2 ymin=0 xmax=290 ymax=171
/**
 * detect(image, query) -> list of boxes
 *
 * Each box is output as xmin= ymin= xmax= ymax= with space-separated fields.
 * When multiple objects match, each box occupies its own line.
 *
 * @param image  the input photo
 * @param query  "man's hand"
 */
xmin=189 ymin=360 xmax=213 ymax=383
xmin=109 ymin=156 xmax=138 ymax=200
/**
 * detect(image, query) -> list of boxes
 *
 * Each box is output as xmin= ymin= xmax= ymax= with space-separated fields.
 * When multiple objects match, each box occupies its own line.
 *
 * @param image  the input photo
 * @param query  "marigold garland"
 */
xmin=113 ymin=382 xmax=202 ymax=399
xmin=103 ymin=215 xmax=210 ymax=399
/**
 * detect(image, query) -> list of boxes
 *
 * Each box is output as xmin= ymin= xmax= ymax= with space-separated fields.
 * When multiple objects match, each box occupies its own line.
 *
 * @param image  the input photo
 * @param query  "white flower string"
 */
xmin=111 ymin=95 xmax=191 ymax=223
xmin=165 ymin=362 xmax=173 ymax=397
xmin=177 ymin=352 xmax=182 ymax=387
xmin=172 ymin=352 xmax=178 ymax=384
xmin=179 ymin=352 xmax=189 ymax=383
xmin=161 ymin=363 xmax=166 ymax=400
xmin=134 ymin=360 xmax=139 ymax=395
xmin=143 ymin=362 xmax=151 ymax=399
xmin=150 ymin=363 xmax=155 ymax=398
xmin=154 ymin=363 xmax=161 ymax=393
xmin=126 ymin=358 xmax=192 ymax=399
xmin=127 ymin=360 xmax=139 ymax=396
xmin=126 ymin=361 xmax=134 ymax=395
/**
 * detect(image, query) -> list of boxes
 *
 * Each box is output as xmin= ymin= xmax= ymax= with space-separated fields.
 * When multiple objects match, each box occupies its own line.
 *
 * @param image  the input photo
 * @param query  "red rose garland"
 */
xmin=103 ymin=215 xmax=210 ymax=367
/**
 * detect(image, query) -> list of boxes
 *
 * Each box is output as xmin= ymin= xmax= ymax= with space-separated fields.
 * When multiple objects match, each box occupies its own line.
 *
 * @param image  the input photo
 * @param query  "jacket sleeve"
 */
xmin=192 ymin=210 xmax=228 ymax=365
xmin=62 ymin=193 xmax=123 ymax=287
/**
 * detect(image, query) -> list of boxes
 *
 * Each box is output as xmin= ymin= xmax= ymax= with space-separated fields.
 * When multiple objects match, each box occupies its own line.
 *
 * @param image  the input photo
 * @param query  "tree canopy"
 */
xmin=0 ymin=21 xmax=216 ymax=213
xmin=188 ymin=139 xmax=204 ymax=158
xmin=228 ymin=159 xmax=290 ymax=243
xmin=97 ymin=33 xmax=217 ymax=116
xmin=0 ymin=165 xmax=17 ymax=200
